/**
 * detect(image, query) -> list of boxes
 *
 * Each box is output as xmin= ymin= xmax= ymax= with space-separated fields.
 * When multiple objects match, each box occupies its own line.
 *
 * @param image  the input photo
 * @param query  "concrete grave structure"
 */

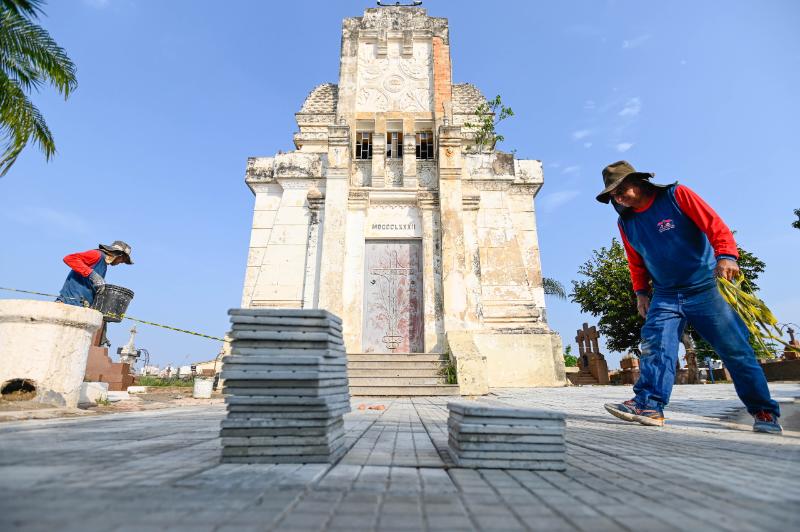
xmin=240 ymin=6 xmax=566 ymax=394
xmin=0 ymin=300 xmax=103 ymax=408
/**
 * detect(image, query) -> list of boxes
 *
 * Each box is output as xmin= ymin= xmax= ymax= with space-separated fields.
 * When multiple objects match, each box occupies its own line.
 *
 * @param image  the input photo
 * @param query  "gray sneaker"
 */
xmin=753 ymin=411 xmax=782 ymax=434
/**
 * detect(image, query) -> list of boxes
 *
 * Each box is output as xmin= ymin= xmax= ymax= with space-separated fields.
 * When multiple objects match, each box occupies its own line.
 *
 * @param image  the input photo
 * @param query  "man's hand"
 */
xmin=89 ymin=271 xmax=105 ymax=291
xmin=636 ymin=294 xmax=650 ymax=319
xmin=715 ymin=258 xmax=740 ymax=281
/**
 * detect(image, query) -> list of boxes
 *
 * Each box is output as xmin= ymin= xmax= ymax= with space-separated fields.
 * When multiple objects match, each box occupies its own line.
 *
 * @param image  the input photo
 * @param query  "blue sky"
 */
xmin=1 ymin=0 xmax=799 ymax=370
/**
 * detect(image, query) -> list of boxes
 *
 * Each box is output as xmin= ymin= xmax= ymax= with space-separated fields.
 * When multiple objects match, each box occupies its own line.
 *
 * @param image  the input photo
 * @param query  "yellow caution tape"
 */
xmin=0 ymin=286 xmax=225 ymax=342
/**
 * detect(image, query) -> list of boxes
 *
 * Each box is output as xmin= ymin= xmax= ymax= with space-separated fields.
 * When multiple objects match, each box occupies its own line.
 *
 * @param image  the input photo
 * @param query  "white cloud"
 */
xmin=548 ymin=162 xmax=561 ymax=169
xmin=622 ymin=34 xmax=651 ymax=49
xmin=619 ymin=97 xmax=641 ymax=117
xmin=616 ymin=142 xmax=634 ymax=153
xmin=83 ymin=0 xmax=110 ymax=7
xmin=571 ymin=129 xmax=591 ymax=140
xmin=562 ymin=165 xmax=580 ymax=175
xmin=680 ymin=59 xmax=688 ymax=65
xmin=584 ymin=100 xmax=596 ymax=111
xmin=540 ymin=189 xmax=581 ymax=213
xmin=584 ymin=142 xmax=593 ymax=148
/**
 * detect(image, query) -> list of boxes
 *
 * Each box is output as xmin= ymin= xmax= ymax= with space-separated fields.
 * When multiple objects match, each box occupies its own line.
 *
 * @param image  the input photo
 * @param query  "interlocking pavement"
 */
xmin=1 ymin=384 xmax=798 ymax=531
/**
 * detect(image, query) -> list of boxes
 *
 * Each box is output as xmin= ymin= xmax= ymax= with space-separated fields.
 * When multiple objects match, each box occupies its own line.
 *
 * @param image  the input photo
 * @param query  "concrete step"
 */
xmin=347 ymin=353 xmax=448 ymax=362
xmin=348 ymin=368 xmax=445 ymax=378
xmin=348 ymin=360 xmax=447 ymax=370
xmin=348 ymin=376 xmax=451 ymax=386
xmin=349 ymin=384 xmax=460 ymax=396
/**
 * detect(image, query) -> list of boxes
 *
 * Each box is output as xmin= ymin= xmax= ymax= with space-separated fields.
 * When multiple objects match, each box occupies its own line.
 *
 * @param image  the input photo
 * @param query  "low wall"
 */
xmin=0 ymin=300 xmax=103 ymax=408
xmin=760 ymin=359 xmax=800 ymax=381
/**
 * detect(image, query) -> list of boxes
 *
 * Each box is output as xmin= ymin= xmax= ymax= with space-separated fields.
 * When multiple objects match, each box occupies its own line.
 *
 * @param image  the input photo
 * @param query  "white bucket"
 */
xmin=192 ymin=376 xmax=214 ymax=399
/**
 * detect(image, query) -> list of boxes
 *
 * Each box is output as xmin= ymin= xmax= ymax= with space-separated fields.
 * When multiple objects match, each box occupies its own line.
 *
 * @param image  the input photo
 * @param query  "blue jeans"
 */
xmin=634 ymin=284 xmax=780 ymax=417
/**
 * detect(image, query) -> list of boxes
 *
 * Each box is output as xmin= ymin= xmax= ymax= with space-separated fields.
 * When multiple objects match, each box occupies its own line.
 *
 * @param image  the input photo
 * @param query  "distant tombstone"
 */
xmin=574 ymin=323 xmax=609 ymax=385
xmin=784 ymin=327 xmax=800 ymax=360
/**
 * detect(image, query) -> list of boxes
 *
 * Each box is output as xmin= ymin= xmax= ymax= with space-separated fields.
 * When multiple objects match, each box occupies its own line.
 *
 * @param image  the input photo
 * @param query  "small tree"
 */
xmin=563 ymin=345 xmax=578 ymax=367
xmin=463 ymin=94 xmax=513 ymax=153
xmin=793 ymin=208 xmax=800 ymax=230
xmin=570 ymin=239 xmax=644 ymax=354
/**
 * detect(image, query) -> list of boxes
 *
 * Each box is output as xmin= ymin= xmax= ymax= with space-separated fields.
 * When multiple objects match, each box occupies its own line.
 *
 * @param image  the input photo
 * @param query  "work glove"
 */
xmin=89 ymin=271 xmax=106 ymax=291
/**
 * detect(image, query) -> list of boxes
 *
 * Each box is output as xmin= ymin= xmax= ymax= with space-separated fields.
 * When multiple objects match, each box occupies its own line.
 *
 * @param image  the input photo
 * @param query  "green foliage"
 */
xmin=463 ymin=94 xmax=513 ymax=153
xmin=793 ymin=208 xmax=800 ymax=230
xmin=136 ymin=376 xmax=194 ymax=387
xmin=691 ymin=241 xmax=773 ymax=363
xmin=543 ymin=277 xmax=567 ymax=300
xmin=570 ymin=238 xmax=644 ymax=354
xmin=563 ymin=345 xmax=578 ymax=367
xmin=0 ymin=0 xmax=77 ymax=176
xmin=439 ymin=360 xmax=458 ymax=385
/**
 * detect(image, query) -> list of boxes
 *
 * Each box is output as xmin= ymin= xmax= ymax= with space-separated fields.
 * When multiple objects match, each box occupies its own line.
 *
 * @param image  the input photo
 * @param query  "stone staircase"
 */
xmin=347 ymin=353 xmax=461 ymax=396
xmin=570 ymin=368 xmax=600 ymax=386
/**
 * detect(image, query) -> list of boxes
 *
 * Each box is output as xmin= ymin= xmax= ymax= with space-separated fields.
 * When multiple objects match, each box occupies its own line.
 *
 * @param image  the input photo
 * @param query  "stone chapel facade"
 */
xmin=240 ymin=6 xmax=566 ymax=393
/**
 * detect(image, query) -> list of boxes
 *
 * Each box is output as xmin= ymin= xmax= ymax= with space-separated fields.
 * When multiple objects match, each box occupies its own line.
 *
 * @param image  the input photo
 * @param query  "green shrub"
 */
xmin=136 ymin=376 xmax=194 ymax=387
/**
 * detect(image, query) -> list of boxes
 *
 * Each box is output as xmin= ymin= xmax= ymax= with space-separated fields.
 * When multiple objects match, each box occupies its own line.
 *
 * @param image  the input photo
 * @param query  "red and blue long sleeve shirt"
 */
xmin=57 ymin=249 xmax=107 ymax=306
xmin=617 ymin=184 xmax=738 ymax=295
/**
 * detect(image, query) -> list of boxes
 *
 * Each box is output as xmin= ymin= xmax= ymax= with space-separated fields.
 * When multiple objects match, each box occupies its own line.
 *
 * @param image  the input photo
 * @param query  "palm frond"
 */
xmin=542 ymin=277 xmax=567 ymax=300
xmin=0 ymin=8 xmax=77 ymax=97
xmin=0 ymin=3 xmax=76 ymax=176
xmin=1 ymin=0 xmax=44 ymax=18
xmin=0 ymin=72 xmax=55 ymax=176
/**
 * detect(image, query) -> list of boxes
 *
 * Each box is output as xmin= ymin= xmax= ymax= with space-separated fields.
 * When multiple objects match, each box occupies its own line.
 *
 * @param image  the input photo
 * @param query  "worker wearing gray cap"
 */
xmin=56 ymin=241 xmax=133 ymax=307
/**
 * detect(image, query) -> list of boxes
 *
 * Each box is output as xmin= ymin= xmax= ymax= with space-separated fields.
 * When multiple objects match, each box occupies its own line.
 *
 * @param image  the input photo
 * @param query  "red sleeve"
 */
xmin=674 ymin=185 xmax=739 ymax=259
xmin=63 ymin=250 xmax=102 ymax=277
xmin=618 ymin=223 xmax=650 ymax=293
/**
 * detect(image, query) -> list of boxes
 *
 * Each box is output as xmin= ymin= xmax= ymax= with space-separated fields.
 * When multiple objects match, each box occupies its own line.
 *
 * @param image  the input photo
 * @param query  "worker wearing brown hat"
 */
xmin=597 ymin=161 xmax=781 ymax=434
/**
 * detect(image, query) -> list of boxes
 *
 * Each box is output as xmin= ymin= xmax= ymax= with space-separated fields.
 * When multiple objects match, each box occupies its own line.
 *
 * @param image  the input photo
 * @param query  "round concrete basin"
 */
xmin=0 ymin=300 xmax=103 ymax=408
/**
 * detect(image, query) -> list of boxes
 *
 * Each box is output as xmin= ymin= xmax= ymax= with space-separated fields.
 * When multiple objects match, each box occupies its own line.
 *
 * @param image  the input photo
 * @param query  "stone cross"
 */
xmin=575 ymin=323 xmax=600 ymax=356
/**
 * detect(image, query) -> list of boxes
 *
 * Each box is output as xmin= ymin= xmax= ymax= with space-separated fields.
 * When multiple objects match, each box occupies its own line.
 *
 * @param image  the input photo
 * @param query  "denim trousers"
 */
xmin=634 ymin=284 xmax=780 ymax=416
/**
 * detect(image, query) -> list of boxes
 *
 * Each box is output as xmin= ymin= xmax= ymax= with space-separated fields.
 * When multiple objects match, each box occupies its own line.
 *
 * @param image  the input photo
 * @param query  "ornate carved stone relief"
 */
xmin=469 ymin=180 xmax=512 ymax=191
xmin=417 ymin=161 xmax=437 ymax=189
xmin=356 ymin=41 xmax=432 ymax=112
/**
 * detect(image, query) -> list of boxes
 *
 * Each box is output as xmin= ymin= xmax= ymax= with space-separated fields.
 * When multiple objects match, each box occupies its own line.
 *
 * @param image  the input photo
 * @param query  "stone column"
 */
xmin=318 ymin=124 xmax=351 ymax=318
xmin=403 ymin=134 xmax=418 ymax=189
xmin=303 ymin=191 xmax=325 ymax=309
xmin=437 ymin=125 xmax=468 ymax=332
xmin=506 ymin=186 xmax=546 ymax=309
xmin=418 ymin=191 xmax=444 ymax=352
xmin=0 ymin=300 xmax=103 ymax=408
xmin=371 ymin=134 xmax=386 ymax=189
xmin=461 ymin=193 xmax=482 ymax=327
xmin=242 ymin=182 xmax=283 ymax=307
xmin=342 ymin=191 xmax=369 ymax=352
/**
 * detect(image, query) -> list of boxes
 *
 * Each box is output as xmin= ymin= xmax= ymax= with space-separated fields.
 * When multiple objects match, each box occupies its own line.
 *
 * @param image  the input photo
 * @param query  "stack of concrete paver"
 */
xmin=220 ymin=309 xmax=350 ymax=464
xmin=447 ymin=401 xmax=566 ymax=470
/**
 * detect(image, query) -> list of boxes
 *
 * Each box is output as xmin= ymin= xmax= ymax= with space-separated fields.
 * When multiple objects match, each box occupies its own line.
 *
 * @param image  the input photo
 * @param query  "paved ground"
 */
xmin=1 ymin=384 xmax=799 ymax=532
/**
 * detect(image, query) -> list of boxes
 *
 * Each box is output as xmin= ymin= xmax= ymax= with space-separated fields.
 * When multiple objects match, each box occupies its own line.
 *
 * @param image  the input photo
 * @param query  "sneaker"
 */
xmin=752 ymin=411 xmax=782 ymax=434
xmin=604 ymin=400 xmax=665 ymax=427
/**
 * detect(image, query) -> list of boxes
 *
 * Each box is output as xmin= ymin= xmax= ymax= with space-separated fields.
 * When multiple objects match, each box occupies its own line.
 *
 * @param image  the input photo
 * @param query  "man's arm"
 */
xmin=63 ymin=250 xmax=102 ymax=277
xmin=617 ymin=223 xmax=650 ymax=294
xmin=618 ymin=223 xmax=651 ymax=318
xmin=674 ymin=185 xmax=738 ymax=258
xmin=673 ymin=185 xmax=740 ymax=280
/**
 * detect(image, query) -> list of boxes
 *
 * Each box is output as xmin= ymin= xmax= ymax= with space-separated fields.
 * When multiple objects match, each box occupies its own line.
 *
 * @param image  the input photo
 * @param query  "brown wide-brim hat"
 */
xmin=596 ymin=160 xmax=667 ymax=204
xmin=99 ymin=240 xmax=133 ymax=264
